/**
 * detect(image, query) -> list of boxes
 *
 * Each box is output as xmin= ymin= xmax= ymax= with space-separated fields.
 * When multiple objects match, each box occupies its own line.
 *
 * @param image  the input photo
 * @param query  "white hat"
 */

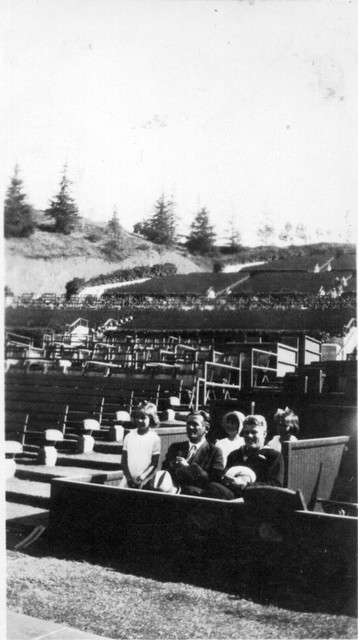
xmin=224 ymin=465 xmax=256 ymax=484
xmin=152 ymin=470 xmax=180 ymax=495
xmin=223 ymin=411 xmax=245 ymax=434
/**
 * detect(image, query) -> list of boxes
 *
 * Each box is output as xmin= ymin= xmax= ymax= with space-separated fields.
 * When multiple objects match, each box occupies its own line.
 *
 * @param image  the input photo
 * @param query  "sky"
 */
xmin=3 ymin=0 xmax=358 ymax=245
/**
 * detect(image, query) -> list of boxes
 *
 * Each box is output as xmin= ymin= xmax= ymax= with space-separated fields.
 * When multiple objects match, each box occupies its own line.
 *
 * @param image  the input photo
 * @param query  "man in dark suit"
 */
xmin=203 ymin=414 xmax=284 ymax=500
xmin=161 ymin=410 xmax=224 ymax=495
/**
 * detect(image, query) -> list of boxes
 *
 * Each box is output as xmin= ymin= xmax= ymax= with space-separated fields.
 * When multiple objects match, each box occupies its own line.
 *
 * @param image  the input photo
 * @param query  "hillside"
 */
xmin=5 ymin=226 xmax=211 ymax=296
xmin=5 ymin=223 xmax=355 ymax=298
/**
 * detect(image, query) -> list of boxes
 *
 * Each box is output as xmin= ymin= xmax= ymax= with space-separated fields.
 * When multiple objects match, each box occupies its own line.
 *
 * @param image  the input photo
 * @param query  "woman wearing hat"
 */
xmin=215 ymin=410 xmax=245 ymax=466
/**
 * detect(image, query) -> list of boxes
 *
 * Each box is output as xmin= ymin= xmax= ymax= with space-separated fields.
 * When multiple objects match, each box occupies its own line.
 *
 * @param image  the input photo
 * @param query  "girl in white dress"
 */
xmin=120 ymin=402 xmax=161 ymax=489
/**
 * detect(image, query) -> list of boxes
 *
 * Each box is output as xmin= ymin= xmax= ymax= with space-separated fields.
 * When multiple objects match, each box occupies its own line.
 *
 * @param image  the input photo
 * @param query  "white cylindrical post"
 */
xmin=38 ymin=445 xmax=58 ymax=467
xmin=77 ymin=434 xmax=95 ymax=454
xmin=5 ymin=458 xmax=17 ymax=479
xmin=109 ymin=424 xmax=124 ymax=443
xmin=163 ymin=409 xmax=175 ymax=422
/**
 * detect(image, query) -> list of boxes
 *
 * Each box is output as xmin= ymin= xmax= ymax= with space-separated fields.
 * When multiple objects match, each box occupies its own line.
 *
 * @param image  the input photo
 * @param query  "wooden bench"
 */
xmin=63 ymin=399 xmax=105 ymax=441
xmin=19 ymin=408 xmax=68 ymax=453
xmin=282 ymin=436 xmax=353 ymax=512
xmin=5 ymin=371 xmax=194 ymax=450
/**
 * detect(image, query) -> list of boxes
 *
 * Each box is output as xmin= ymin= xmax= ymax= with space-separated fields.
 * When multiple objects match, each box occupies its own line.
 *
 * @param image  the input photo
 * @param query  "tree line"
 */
xmin=4 ymin=164 xmax=339 ymax=254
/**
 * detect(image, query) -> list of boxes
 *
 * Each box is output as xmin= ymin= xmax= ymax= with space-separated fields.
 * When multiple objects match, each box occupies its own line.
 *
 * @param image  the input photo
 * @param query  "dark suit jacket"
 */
xmin=225 ymin=445 xmax=284 ymax=487
xmin=162 ymin=439 xmax=224 ymax=488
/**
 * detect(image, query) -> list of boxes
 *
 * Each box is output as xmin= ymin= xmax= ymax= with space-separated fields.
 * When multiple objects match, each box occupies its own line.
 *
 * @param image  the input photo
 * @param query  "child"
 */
xmin=120 ymin=402 xmax=161 ymax=489
xmin=216 ymin=411 xmax=245 ymax=465
xmin=266 ymin=407 xmax=299 ymax=452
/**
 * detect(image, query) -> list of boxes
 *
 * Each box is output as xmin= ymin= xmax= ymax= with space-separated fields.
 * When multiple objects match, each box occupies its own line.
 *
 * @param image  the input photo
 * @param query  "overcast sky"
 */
xmin=4 ymin=0 xmax=358 ymax=245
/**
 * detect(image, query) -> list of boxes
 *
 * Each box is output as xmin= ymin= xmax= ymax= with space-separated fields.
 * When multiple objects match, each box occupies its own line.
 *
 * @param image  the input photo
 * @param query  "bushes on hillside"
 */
xmin=82 ymin=263 xmax=178 ymax=289
xmin=65 ymin=277 xmax=86 ymax=300
xmin=221 ymin=243 xmax=355 ymax=267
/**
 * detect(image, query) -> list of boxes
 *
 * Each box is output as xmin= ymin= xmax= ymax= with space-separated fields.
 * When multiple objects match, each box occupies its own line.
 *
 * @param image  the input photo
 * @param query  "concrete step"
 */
xmin=93 ymin=441 xmax=123 ymax=454
xmin=174 ymin=410 xmax=190 ymax=421
xmin=56 ymin=451 xmax=121 ymax=470
xmin=21 ymin=439 xmax=79 ymax=455
xmin=14 ymin=464 xmax=117 ymax=483
xmin=6 ymin=477 xmax=51 ymax=508
xmin=16 ymin=451 xmax=38 ymax=461
xmin=6 ymin=501 xmax=49 ymax=526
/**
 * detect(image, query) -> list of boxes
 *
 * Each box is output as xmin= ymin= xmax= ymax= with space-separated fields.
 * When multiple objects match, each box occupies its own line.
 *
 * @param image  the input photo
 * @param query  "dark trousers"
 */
xmin=203 ymin=482 xmax=237 ymax=500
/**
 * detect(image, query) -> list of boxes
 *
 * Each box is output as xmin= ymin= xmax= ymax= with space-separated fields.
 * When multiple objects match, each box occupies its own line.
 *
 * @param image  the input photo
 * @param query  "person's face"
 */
xmin=243 ymin=423 xmax=266 ymax=451
xmin=186 ymin=415 xmax=207 ymax=444
xmin=223 ymin=417 xmax=239 ymax=438
xmin=134 ymin=410 xmax=150 ymax=433
xmin=276 ymin=417 xmax=293 ymax=440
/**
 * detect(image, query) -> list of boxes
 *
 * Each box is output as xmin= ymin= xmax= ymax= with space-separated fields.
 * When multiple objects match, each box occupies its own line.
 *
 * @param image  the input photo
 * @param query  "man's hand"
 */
xmin=175 ymin=456 xmax=189 ymax=467
xmin=223 ymin=475 xmax=247 ymax=489
xmin=127 ymin=477 xmax=141 ymax=488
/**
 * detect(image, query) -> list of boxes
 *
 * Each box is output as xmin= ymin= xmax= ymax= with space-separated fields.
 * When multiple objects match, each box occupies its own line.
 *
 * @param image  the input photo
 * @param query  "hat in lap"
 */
xmin=152 ymin=470 xmax=181 ymax=495
xmin=224 ymin=465 xmax=256 ymax=484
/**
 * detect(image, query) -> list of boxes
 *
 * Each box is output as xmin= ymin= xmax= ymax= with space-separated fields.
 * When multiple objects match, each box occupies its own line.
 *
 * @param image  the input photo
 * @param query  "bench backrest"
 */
xmin=155 ymin=426 xmax=188 ymax=469
xmin=282 ymin=436 xmax=350 ymax=510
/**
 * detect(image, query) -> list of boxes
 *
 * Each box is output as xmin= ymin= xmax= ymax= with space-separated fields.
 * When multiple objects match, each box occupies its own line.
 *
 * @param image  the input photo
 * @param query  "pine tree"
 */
xmin=226 ymin=217 xmax=242 ymax=250
xmin=45 ymin=165 xmax=79 ymax=235
xmin=106 ymin=206 xmax=121 ymax=238
xmin=4 ymin=165 xmax=35 ymax=238
xmin=257 ymin=223 xmax=275 ymax=246
xmin=278 ymin=222 xmax=294 ymax=243
xmin=186 ymin=207 xmax=216 ymax=254
xmin=295 ymin=223 xmax=308 ymax=243
xmin=135 ymin=195 xmax=177 ymax=245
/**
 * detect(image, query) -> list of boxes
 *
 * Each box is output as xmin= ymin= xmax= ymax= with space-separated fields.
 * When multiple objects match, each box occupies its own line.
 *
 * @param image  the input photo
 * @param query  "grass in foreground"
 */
xmin=7 ymin=542 xmax=357 ymax=640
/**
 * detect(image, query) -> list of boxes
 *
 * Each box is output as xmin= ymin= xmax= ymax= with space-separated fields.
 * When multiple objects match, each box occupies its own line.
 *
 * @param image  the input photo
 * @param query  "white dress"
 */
xmin=216 ymin=435 xmax=245 ymax=466
xmin=120 ymin=429 xmax=161 ymax=486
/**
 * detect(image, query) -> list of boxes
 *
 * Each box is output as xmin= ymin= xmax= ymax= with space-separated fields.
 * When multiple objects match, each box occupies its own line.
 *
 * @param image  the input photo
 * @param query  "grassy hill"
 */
xmin=5 ymin=219 xmax=355 ymax=297
xmin=5 ymin=224 xmax=211 ymax=296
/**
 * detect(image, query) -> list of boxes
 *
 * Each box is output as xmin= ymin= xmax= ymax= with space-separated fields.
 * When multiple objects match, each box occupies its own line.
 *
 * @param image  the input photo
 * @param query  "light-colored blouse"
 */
xmin=265 ymin=434 xmax=297 ymax=453
xmin=216 ymin=435 xmax=245 ymax=466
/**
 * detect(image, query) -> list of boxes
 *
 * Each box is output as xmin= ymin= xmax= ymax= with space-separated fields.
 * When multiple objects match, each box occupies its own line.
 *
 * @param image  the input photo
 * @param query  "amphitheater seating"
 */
xmin=21 ymin=409 xmax=68 ymax=452
xmin=5 ymin=370 xmax=190 ymax=445
xmin=282 ymin=360 xmax=357 ymax=398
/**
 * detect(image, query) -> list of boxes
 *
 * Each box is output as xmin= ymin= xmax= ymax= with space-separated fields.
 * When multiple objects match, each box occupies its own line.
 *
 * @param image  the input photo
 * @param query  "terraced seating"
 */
xmin=5 ymin=370 xmax=190 ymax=452
xmin=63 ymin=400 xmax=104 ymax=443
xmin=21 ymin=410 xmax=68 ymax=452
xmin=283 ymin=360 xmax=357 ymax=398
